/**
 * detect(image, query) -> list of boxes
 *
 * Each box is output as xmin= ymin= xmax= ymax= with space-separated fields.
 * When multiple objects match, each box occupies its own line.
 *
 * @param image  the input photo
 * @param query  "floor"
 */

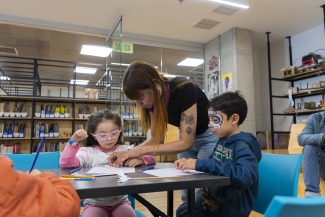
xmin=134 ymin=173 xmax=325 ymax=217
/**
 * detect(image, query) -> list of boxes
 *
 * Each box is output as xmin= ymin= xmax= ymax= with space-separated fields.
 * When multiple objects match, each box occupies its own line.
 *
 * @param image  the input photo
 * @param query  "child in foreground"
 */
xmin=0 ymin=156 xmax=80 ymax=217
xmin=175 ymin=91 xmax=261 ymax=217
xmin=60 ymin=109 xmax=156 ymax=217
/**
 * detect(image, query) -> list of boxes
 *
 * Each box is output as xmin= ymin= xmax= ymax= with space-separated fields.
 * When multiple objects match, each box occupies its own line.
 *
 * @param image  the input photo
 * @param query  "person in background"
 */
xmin=175 ymin=91 xmax=261 ymax=217
xmin=0 ymin=156 xmax=80 ymax=217
xmin=297 ymin=88 xmax=325 ymax=197
xmin=108 ymin=61 xmax=218 ymax=202
xmin=60 ymin=109 xmax=156 ymax=217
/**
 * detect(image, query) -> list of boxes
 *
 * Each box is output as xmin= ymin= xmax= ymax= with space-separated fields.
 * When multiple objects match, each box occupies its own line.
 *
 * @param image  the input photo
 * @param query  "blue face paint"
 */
xmin=208 ymin=110 xmax=223 ymax=130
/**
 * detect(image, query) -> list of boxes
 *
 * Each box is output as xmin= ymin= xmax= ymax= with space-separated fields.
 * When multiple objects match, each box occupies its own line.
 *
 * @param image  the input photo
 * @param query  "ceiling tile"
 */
xmin=0 ymin=24 xmax=13 ymax=36
xmin=50 ymin=30 xmax=85 ymax=43
xmin=16 ymin=38 xmax=51 ymax=49
xmin=50 ymin=50 xmax=79 ymax=62
xmin=18 ymin=47 xmax=51 ymax=59
xmin=83 ymin=35 xmax=107 ymax=46
xmin=0 ymin=35 xmax=18 ymax=47
xmin=11 ymin=25 xmax=50 ymax=41
xmin=51 ymin=41 xmax=82 ymax=53
xmin=77 ymin=54 xmax=107 ymax=65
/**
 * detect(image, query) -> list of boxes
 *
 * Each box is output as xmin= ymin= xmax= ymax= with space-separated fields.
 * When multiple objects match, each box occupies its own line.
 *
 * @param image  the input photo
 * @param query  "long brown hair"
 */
xmin=85 ymin=109 xmax=123 ymax=146
xmin=123 ymin=61 xmax=192 ymax=149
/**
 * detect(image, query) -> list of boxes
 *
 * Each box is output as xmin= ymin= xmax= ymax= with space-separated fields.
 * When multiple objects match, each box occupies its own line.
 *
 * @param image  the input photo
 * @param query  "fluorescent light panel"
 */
xmin=177 ymin=58 xmax=204 ymax=67
xmin=70 ymin=80 xmax=89 ymax=85
xmin=76 ymin=66 xmax=97 ymax=74
xmin=111 ymin=63 xmax=159 ymax=68
xmin=209 ymin=0 xmax=249 ymax=9
xmin=81 ymin=45 xmax=112 ymax=57
xmin=0 ymin=76 xmax=10 ymax=80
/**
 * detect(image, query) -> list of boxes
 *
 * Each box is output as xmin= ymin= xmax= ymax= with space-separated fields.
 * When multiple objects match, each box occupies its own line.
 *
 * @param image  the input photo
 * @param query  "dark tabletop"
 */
xmin=47 ymin=163 xmax=230 ymax=199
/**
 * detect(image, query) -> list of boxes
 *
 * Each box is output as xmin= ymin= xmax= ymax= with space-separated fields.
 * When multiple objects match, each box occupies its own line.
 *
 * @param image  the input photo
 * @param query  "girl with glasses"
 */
xmin=60 ymin=109 xmax=155 ymax=217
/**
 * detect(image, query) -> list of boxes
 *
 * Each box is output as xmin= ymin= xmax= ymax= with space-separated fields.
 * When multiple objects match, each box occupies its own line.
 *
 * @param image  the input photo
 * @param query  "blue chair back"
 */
xmin=264 ymin=195 xmax=325 ymax=217
xmin=3 ymin=152 xmax=60 ymax=170
xmin=252 ymin=153 xmax=302 ymax=214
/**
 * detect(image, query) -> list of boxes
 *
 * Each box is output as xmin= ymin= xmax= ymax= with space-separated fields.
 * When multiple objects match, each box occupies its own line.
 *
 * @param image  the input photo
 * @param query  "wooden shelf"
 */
xmin=75 ymin=118 xmax=89 ymax=120
xmin=282 ymin=109 xmax=325 ymax=115
xmin=281 ymin=88 xmax=323 ymax=99
xmin=0 ymin=137 xmax=29 ymax=140
xmin=32 ymin=137 xmax=70 ymax=140
xmin=280 ymin=67 xmax=325 ymax=81
xmin=0 ymin=117 xmax=32 ymax=120
xmin=33 ymin=118 xmax=74 ymax=120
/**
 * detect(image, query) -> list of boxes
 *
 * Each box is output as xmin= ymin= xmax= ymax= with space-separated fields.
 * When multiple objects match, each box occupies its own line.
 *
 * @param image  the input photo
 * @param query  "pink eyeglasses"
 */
xmin=91 ymin=130 xmax=121 ymax=140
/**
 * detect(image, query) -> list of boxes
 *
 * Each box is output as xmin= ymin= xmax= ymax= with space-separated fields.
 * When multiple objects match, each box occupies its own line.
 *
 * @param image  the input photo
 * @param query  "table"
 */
xmin=49 ymin=164 xmax=230 ymax=217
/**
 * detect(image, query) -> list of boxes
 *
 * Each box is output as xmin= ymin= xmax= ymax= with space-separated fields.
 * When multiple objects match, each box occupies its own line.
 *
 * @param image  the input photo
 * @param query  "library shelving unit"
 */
xmin=267 ymin=34 xmax=325 ymax=149
xmin=0 ymin=55 xmax=145 ymax=154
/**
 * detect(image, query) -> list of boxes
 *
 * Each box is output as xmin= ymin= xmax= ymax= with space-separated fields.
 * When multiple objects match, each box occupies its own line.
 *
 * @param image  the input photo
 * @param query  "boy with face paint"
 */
xmin=175 ymin=91 xmax=262 ymax=217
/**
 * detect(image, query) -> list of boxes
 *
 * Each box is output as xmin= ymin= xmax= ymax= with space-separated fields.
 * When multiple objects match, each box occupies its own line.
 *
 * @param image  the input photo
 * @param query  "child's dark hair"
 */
xmin=85 ymin=109 xmax=123 ymax=146
xmin=322 ymin=88 xmax=325 ymax=100
xmin=209 ymin=91 xmax=247 ymax=125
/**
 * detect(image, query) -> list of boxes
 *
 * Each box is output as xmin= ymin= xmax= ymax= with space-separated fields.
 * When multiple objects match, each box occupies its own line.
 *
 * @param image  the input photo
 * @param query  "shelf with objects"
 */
xmin=267 ymin=33 xmax=325 ymax=149
xmin=0 ymin=54 xmax=132 ymax=154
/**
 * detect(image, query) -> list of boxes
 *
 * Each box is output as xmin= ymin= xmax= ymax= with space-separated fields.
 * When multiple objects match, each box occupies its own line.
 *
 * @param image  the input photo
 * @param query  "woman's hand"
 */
xmin=174 ymin=158 xmax=196 ymax=171
xmin=71 ymin=129 xmax=88 ymax=142
xmin=108 ymin=151 xmax=130 ymax=167
xmin=124 ymin=157 xmax=144 ymax=167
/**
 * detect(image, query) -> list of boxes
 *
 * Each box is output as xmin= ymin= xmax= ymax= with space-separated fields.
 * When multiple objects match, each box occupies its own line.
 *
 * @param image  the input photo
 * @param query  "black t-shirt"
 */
xmin=167 ymin=78 xmax=209 ymax=135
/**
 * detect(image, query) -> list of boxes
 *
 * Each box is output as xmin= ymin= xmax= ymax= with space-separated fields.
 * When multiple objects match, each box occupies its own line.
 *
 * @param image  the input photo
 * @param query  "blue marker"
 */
xmin=70 ymin=167 xmax=82 ymax=174
xmin=140 ymin=166 xmax=155 ymax=173
xmin=28 ymin=137 xmax=46 ymax=174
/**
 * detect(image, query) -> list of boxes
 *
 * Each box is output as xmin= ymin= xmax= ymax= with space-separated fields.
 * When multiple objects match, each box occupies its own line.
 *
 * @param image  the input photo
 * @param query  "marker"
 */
xmin=60 ymin=177 xmax=95 ymax=181
xmin=140 ymin=166 xmax=155 ymax=173
xmin=28 ymin=137 xmax=46 ymax=174
xmin=70 ymin=167 xmax=82 ymax=174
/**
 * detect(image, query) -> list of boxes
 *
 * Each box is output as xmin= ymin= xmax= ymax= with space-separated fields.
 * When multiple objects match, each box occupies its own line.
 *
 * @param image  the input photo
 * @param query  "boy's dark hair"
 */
xmin=208 ymin=91 xmax=247 ymax=126
xmin=322 ymin=88 xmax=325 ymax=100
xmin=85 ymin=109 xmax=123 ymax=146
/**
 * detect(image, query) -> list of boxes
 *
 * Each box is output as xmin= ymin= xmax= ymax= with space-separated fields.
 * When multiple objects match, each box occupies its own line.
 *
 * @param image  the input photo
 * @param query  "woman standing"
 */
xmin=108 ymin=61 xmax=218 ymax=200
xmin=109 ymin=60 xmax=217 ymax=165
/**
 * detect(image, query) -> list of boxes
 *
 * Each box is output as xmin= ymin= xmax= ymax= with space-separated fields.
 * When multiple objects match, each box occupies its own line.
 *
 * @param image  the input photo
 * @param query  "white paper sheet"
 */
xmin=143 ymin=168 xmax=204 ymax=177
xmin=85 ymin=166 xmax=135 ymax=175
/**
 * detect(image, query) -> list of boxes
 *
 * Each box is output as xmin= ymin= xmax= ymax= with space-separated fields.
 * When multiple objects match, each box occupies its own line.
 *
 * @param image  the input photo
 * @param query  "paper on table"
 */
xmin=85 ymin=166 xmax=135 ymax=175
xmin=143 ymin=168 xmax=204 ymax=177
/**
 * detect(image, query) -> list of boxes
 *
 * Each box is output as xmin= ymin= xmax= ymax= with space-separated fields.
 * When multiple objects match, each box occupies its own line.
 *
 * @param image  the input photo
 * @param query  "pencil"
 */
xmin=28 ymin=137 xmax=46 ymax=174
xmin=60 ymin=177 xmax=95 ymax=181
xmin=130 ymin=176 xmax=180 ymax=180
xmin=62 ymin=174 xmax=95 ymax=178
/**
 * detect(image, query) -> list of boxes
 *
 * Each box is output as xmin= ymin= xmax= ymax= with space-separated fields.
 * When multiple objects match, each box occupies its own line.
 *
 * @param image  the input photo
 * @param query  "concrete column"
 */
xmin=205 ymin=27 xmax=255 ymax=134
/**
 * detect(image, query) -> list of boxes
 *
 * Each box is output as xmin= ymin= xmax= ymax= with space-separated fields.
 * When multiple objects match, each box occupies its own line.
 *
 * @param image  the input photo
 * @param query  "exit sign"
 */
xmin=113 ymin=42 xmax=133 ymax=54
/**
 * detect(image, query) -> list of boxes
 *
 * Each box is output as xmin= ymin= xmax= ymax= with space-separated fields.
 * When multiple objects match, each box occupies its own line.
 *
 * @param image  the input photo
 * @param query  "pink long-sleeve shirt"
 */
xmin=60 ymin=143 xmax=156 ymax=168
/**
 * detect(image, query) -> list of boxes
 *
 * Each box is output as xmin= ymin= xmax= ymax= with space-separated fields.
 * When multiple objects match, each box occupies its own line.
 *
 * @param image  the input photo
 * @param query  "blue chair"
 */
xmin=264 ymin=195 xmax=325 ymax=217
xmin=128 ymin=195 xmax=146 ymax=217
xmin=252 ymin=153 xmax=303 ymax=214
xmin=3 ymin=152 xmax=60 ymax=170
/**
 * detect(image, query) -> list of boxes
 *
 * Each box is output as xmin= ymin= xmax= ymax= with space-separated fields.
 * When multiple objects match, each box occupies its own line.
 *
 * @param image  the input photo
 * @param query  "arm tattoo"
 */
xmin=181 ymin=112 xmax=195 ymax=125
xmin=186 ymin=126 xmax=192 ymax=135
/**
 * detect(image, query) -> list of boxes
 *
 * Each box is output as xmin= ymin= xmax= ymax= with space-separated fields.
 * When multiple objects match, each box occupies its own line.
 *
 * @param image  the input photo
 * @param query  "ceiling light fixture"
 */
xmin=0 ymin=76 xmax=10 ymax=80
xmin=76 ymin=66 xmax=97 ymax=74
xmin=177 ymin=58 xmax=204 ymax=67
xmin=111 ymin=63 xmax=159 ymax=68
xmin=70 ymin=80 xmax=89 ymax=85
xmin=209 ymin=0 xmax=249 ymax=9
xmin=81 ymin=45 xmax=113 ymax=57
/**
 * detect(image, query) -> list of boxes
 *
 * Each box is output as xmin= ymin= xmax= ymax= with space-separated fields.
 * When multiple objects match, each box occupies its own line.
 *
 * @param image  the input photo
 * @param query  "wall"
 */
xmin=255 ymin=24 xmax=325 ymax=131
xmin=205 ymin=27 xmax=256 ymax=135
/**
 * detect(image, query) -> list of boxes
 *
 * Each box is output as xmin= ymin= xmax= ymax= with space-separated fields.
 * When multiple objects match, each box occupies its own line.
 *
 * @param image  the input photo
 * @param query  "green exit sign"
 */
xmin=113 ymin=42 xmax=133 ymax=54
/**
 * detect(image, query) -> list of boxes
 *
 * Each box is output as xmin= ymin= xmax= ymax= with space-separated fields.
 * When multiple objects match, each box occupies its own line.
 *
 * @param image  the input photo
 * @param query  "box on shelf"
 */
xmin=85 ymin=89 xmax=99 ymax=99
